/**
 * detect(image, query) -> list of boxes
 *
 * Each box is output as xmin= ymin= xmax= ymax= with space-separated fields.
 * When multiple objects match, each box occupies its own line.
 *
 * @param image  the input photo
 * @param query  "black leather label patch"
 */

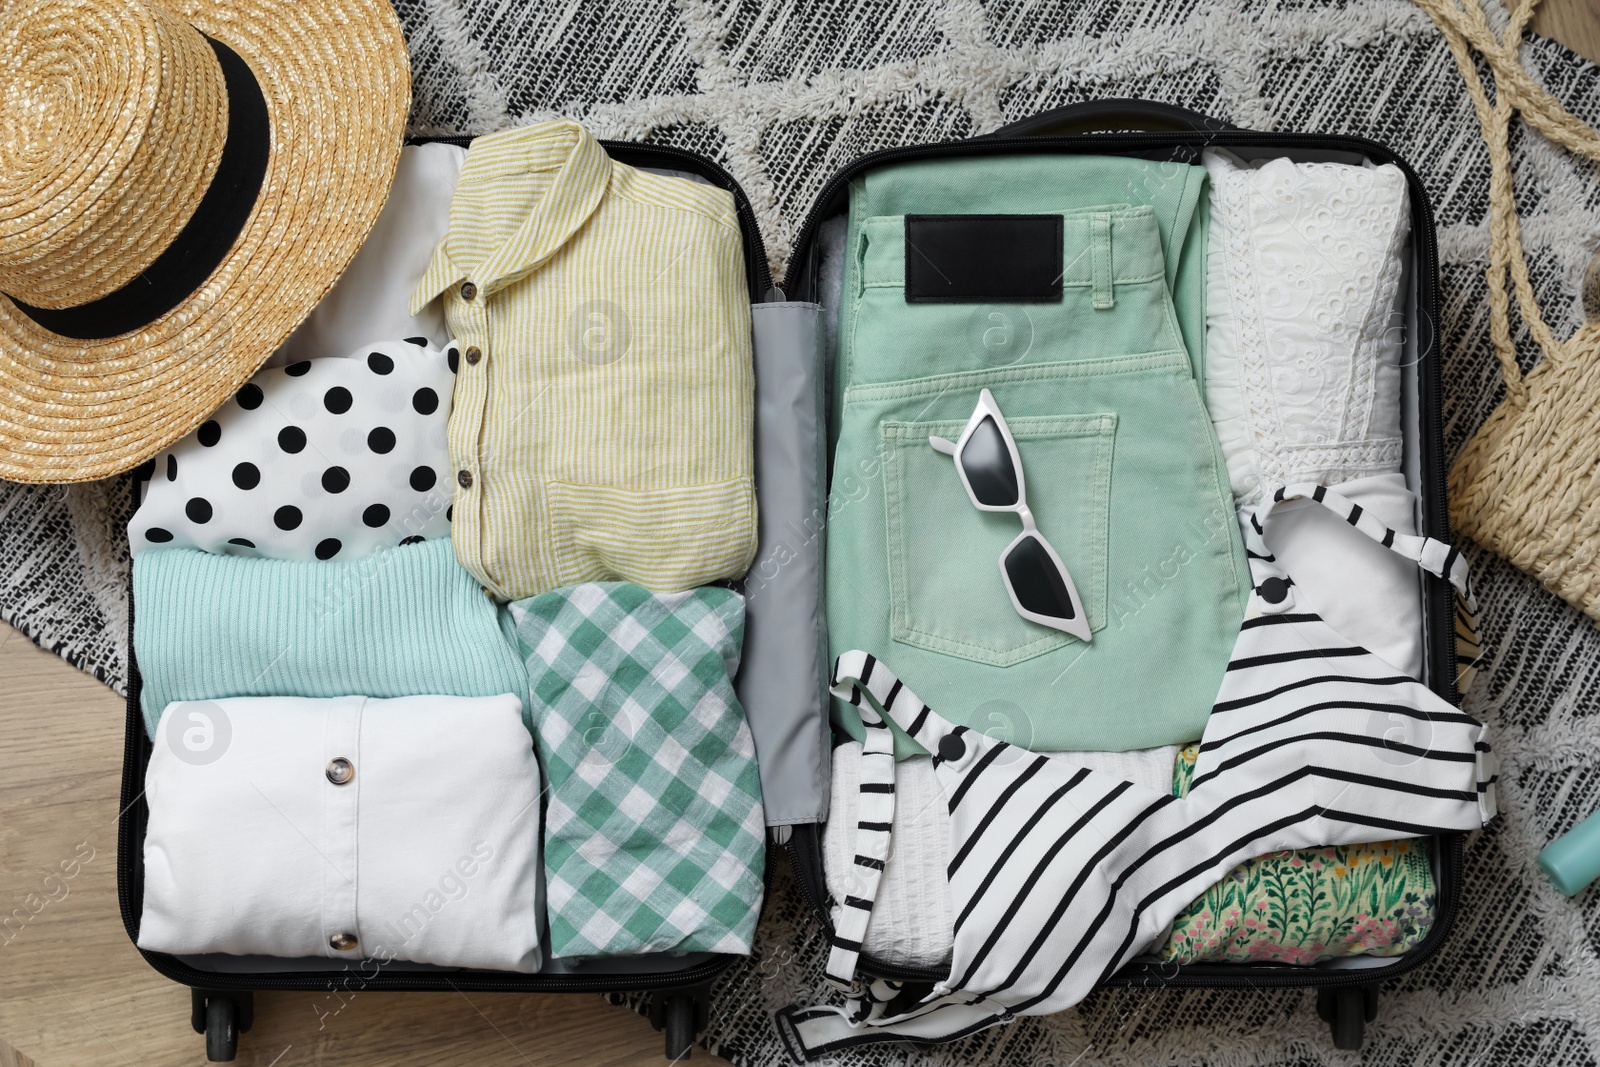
xmin=903 ymin=214 xmax=1063 ymax=303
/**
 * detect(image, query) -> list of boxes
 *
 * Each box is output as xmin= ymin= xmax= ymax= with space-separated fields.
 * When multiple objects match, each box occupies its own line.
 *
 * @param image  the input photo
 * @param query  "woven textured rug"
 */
xmin=3 ymin=1 xmax=1600 ymax=1063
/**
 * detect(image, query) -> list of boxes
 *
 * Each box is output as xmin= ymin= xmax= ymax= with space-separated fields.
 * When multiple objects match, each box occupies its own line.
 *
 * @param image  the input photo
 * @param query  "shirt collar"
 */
xmin=410 ymin=120 xmax=612 ymax=313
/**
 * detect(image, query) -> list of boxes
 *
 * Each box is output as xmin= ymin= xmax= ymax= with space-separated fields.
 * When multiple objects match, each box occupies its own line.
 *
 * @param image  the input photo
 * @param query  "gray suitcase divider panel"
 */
xmin=739 ymin=301 xmax=831 ymax=826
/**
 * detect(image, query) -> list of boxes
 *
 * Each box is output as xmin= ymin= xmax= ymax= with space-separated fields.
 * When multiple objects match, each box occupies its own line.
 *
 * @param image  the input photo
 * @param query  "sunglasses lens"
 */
xmin=1004 ymin=534 xmax=1077 ymax=621
xmin=961 ymin=415 xmax=1020 ymax=507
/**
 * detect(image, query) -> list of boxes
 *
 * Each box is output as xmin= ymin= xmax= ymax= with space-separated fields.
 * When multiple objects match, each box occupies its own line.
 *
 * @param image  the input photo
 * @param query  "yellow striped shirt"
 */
xmin=410 ymin=120 xmax=756 ymax=600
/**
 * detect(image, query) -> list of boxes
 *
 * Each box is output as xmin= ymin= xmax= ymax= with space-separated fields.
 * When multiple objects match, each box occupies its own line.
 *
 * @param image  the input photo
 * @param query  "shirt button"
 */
xmin=457 ymin=469 xmax=473 ymax=489
xmin=329 ymin=933 xmax=359 ymax=951
xmin=325 ymin=757 xmax=354 ymax=785
xmin=464 ymin=346 xmax=482 ymax=366
xmin=459 ymin=281 xmax=478 ymax=301
xmin=1258 ymin=577 xmax=1290 ymax=604
xmin=937 ymin=733 xmax=967 ymax=762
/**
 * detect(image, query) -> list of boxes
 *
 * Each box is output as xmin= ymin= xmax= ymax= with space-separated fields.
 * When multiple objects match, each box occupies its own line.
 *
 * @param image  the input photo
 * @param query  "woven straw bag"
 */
xmin=1413 ymin=0 xmax=1600 ymax=621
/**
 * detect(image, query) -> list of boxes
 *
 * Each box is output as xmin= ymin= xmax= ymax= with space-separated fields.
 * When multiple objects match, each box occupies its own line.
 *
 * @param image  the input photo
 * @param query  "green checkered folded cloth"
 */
xmin=509 ymin=582 xmax=765 ymax=958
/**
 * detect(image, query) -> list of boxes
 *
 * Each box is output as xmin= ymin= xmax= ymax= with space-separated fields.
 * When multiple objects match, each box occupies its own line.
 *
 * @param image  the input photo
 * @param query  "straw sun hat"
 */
xmin=0 ymin=0 xmax=410 ymax=483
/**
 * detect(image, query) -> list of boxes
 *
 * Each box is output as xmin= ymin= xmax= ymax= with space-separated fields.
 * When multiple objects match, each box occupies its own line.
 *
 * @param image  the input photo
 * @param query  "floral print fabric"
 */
xmin=1160 ymin=744 xmax=1437 ymax=965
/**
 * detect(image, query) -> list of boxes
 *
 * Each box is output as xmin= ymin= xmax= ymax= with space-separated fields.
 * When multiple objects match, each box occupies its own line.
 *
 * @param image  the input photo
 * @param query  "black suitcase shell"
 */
xmin=776 ymin=99 xmax=1464 ymax=1055
xmin=116 ymin=137 xmax=774 ymax=1062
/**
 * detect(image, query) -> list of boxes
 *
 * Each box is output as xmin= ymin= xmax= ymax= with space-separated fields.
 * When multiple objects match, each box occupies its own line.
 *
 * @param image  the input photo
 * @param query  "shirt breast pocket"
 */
xmin=546 ymin=476 xmax=758 ymax=593
xmin=881 ymin=412 xmax=1115 ymax=667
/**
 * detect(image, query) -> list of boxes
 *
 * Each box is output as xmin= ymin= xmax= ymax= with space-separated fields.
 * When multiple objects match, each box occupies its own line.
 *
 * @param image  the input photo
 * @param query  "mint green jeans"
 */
xmin=826 ymin=153 xmax=1247 ymax=756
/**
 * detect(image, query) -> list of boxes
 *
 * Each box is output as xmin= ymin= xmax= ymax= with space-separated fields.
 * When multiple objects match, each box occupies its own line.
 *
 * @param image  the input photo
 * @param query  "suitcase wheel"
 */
xmin=664 ymin=996 xmax=695 ymax=1060
xmin=649 ymin=986 xmax=710 ymax=1060
xmin=1316 ymin=985 xmax=1379 ymax=1051
xmin=191 ymin=989 xmax=253 ymax=1062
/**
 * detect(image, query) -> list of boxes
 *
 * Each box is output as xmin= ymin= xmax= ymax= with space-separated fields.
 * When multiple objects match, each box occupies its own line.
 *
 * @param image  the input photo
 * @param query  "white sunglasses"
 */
xmin=929 ymin=389 xmax=1092 ymax=642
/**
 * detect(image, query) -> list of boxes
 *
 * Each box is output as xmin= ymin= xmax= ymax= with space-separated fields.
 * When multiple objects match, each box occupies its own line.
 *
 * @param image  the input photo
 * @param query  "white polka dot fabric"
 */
xmin=129 ymin=338 xmax=459 ymax=562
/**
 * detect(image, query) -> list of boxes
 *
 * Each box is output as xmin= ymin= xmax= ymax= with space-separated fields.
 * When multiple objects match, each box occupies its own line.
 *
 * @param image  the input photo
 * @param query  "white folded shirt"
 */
xmin=139 ymin=693 xmax=543 ymax=973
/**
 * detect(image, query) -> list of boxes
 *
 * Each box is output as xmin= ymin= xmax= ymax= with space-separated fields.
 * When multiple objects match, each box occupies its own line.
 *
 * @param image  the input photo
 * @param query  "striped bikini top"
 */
xmin=778 ymin=484 xmax=1497 ymax=1060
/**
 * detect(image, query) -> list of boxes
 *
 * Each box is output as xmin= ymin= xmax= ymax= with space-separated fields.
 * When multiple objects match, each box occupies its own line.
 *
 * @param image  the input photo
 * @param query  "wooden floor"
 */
xmin=1535 ymin=0 xmax=1600 ymax=66
xmin=2 ymin=8 xmax=1599 ymax=1067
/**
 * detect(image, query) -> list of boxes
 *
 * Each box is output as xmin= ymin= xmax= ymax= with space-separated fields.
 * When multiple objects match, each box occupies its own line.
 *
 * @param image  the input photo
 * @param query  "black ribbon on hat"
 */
xmin=9 ymin=35 xmax=271 ymax=341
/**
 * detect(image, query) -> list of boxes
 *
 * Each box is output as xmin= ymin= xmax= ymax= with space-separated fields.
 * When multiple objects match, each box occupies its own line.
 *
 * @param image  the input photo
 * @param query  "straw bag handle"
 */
xmin=1412 ymin=0 xmax=1600 ymax=403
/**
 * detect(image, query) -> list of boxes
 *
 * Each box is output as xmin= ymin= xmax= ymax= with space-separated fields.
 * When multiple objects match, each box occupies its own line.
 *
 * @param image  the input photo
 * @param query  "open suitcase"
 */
xmin=775 ymin=99 xmax=1468 ymax=1054
xmin=116 ymin=99 xmax=1468 ymax=1060
xmin=115 ymin=136 xmax=796 ymax=1062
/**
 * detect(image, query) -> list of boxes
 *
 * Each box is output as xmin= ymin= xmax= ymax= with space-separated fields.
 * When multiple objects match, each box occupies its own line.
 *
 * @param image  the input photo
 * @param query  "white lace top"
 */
xmin=1203 ymin=149 xmax=1411 ymax=506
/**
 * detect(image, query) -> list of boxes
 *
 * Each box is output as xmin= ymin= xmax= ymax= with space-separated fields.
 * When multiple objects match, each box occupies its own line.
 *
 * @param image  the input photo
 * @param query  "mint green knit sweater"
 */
xmin=134 ymin=538 xmax=530 ymax=737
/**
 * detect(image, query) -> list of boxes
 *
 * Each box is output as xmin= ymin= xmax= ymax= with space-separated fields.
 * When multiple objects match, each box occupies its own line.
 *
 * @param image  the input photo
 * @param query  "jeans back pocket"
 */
xmin=882 ymin=413 xmax=1115 ymax=666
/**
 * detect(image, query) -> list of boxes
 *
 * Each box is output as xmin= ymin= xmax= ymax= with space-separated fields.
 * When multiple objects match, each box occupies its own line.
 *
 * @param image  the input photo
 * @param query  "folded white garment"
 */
xmin=139 ymin=694 xmax=543 ymax=973
xmin=129 ymin=338 xmax=456 ymax=561
xmin=1201 ymin=149 xmax=1425 ymax=680
xmin=1203 ymin=149 xmax=1411 ymax=507
xmin=823 ymin=741 xmax=1181 ymax=968
xmin=1251 ymin=471 xmax=1424 ymax=679
xmin=274 ymin=142 xmax=467 ymax=364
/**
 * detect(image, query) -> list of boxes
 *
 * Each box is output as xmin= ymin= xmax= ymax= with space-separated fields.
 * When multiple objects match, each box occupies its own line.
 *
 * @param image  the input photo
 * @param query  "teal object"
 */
xmin=134 ymin=538 xmax=530 ymax=737
xmin=509 ymin=582 xmax=765 ymax=958
xmin=826 ymin=154 xmax=1249 ymax=756
xmin=1538 ymin=807 xmax=1600 ymax=896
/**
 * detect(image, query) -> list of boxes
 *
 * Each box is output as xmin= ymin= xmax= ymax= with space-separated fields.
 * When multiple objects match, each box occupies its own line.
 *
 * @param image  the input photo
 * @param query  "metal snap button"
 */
xmin=1258 ymin=577 xmax=1290 ymax=604
xmin=937 ymin=733 xmax=966 ymax=762
xmin=459 ymin=281 xmax=478 ymax=301
xmin=464 ymin=346 xmax=482 ymax=365
xmin=325 ymin=757 xmax=354 ymax=785
xmin=457 ymin=469 xmax=473 ymax=489
xmin=329 ymin=933 xmax=358 ymax=951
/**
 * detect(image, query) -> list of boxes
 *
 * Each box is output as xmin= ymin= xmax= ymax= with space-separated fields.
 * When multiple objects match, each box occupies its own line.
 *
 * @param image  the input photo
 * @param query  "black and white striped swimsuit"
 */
xmin=779 ymin=484 xmax=1498 ymax=1058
